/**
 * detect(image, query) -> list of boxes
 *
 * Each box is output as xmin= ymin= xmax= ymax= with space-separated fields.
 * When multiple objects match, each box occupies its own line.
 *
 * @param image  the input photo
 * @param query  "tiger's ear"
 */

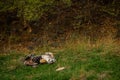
xmin=40 ymin=59 xmax=47 ymax=63
xmin=50 ymin=53 xmax=54 ymax=58
xmin=45 ymin=52 xmax=54 ymax=58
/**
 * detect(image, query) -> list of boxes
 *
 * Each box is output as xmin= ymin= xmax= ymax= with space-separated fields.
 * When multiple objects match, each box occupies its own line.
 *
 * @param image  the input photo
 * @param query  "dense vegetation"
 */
xmin=0 ymin=0 xmax=120 ymax=52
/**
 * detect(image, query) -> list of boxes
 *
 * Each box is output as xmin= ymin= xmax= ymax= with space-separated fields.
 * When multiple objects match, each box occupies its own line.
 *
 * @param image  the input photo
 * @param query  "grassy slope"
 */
xmin=0 ymin=48 xmax=120 ymax=80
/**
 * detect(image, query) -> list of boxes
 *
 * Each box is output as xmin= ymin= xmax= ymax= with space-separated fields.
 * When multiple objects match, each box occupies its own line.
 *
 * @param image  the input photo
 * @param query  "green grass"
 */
xmin=0 ymin=48 xmax=120 ymax=80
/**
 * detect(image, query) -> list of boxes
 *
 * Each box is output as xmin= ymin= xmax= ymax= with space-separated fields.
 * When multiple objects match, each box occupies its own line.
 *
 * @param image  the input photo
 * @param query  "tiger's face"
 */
xmin=41 ymin=52 xmax=56 ymax=64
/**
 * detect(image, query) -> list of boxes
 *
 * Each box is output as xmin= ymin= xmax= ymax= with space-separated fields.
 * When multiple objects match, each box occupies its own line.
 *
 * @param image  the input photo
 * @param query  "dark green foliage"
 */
xmin=0 ymin=0 xmax=119 ymax=21
xmin=15 ymin=0 xmax=55 ymax=21
xmin=0 ymin=0 xmax=120 ymax=53
xmin=0 ymin=0 xmax=55 ymax=21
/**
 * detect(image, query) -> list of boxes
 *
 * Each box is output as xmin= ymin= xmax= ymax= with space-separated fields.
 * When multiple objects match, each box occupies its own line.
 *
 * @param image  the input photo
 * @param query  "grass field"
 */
xmin=0 ymin=44 xmax=120 ymax=80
